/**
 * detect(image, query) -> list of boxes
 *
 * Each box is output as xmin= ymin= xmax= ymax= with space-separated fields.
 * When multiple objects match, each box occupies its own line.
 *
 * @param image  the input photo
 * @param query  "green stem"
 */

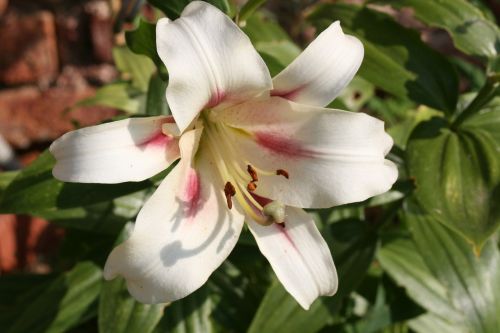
xmin=452 ymin=73 xmax=500 ymax=129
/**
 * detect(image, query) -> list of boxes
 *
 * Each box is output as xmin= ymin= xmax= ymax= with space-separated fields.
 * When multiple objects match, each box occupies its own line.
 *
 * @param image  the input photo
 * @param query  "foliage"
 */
xmin=0 ymin=0 xmax=499 ymax=332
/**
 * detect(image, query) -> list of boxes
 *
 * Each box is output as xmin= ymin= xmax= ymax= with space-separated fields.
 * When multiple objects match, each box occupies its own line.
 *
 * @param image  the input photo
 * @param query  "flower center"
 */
xmin=201 ymin=111 xmax=289 ymax=226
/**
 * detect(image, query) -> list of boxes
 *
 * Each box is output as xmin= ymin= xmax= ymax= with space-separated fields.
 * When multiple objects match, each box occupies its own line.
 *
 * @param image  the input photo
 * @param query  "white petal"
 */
xmin=50 ymin=116 xmax=180 ymax=183
xmin=272 ymin=21 xmax=363 ymax=107
xmin=216 ymin=97 xmax=397 ymax=208
xmin=248 ymin=207 xmax=337 ymax=310
xmin=104 ymin=129 xmax=244 ymax=303
xmin=156 ymin=1 xmax=272 ymax=132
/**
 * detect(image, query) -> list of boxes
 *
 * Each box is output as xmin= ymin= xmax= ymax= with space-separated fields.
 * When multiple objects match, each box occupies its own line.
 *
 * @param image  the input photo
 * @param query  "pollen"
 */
xmin=247 ymin=181 xmax=257 ymax=191
xmin=247 ymin=164 xmax=259 ymax=182
xmin=224 ymin=181 xmax=236 ymax=209
xmin=276 ymin=169 xmax=289 ymax=179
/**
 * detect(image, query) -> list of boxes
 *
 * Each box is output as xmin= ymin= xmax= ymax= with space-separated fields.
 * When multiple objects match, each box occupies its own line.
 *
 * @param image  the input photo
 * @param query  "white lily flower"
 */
xmin=49 ymin=1 xmax=397 ymax=310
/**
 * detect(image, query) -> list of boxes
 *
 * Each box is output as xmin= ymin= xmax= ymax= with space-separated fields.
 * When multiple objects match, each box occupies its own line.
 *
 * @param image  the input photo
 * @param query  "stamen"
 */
xmin=224 ymin=181 xmax=236 ymax=209
xmin=276 ymin=169 xmax=289 ymax=179
xmin=247 ymin=181 xmax=257 ymax=192
xmin=247 ymin=165 xmax=259 ymax=182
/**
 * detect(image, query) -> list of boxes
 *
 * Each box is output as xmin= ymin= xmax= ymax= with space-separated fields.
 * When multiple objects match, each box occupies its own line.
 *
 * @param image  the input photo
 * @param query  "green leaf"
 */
xmin=153 ymin=287 xmax=213 ymax=333
xmin=308 ymin=4 xmax=459 ymax=113
xmin=462 ymin=96 xmax=500 ymax=143
xmin=406 ymin=203 xmax=500 ymax=333
xmin=6 ymin=262 xmax=102 ymax=333
xmin=146 ymin=73 xmax=170 ymax=116
xmin=375 ymin=0 xmax=499 ymax=59
xmin=74 ymin=83 xmax=142 ymax=114
xmin=113 ymin=46 xmax=156 ymax=92
xmin=125 ymin=19 xmax=167 ymax=77
xmin=408 ymin=313 xmax=466 ymax=333
xmin=378 ymin=237 xmax=463 ymax=323
xmin=0 ymin=151 xmax=154 ymax=215
xmin=248 ymin=280 xmax=333 ymax=333
xmin=99 ymin=278 xmax=165 ymax=333
xmin=248 ymin=219 xmax=378 ymax=333
xmin=0 ymin=171 xmax=18 ymax=202
xmin=406 ymin=114 xmax=500 ymax=246
xmin=148 ymin=0 xmax=231 ymax=19
xmin=238 ymin=0 xmax=267 ymax=25
xmin=47 ymin=191 xmax=147 ymax=234
xmin=243 ymin=11 xmax=301 ymax=70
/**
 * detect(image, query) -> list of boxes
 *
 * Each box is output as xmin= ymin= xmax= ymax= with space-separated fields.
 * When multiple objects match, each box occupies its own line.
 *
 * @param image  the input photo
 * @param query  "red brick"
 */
xmin=0 ymin=10 xmax=59 ymax=85
xmin=0 ymin=69 xmax=117 ymax=148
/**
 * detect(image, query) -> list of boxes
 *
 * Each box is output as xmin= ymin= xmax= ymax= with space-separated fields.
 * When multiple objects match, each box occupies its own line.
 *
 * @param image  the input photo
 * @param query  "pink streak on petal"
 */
xmin=140 ymin=131 xmax=173 ymax=148
xmin=183 ymin=168 xmax=201 ymax=219
xmin=274 ymin=223 xmax=297 ymax=250
xmin=250 ymin=192 xmax=272 ymax=207
xmin=271 ymin=86 xmax=304 ymax=100
xmin=255 ymin=132 xmax=316 ymax=158
xmin=138 ymin=117 xmax=177 ymax=148
xmin=206 ymin=90 xmax=226 ymax=108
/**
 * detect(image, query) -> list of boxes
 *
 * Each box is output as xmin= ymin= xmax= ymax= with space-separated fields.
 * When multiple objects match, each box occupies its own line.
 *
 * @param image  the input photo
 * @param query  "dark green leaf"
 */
xmin=146 ymin=73 xmax=170 ymax=116
xmin=153 ymin=287 xmax=213 ymax=333
xmin=248 ymin=280 xmax=333 ymax=333
xmin=0 ymin=151 xmax=154 ymax=215
xmin=147 ymin=0 xmax=231 ymax=19
xmin=308 ymin=4 xmax=459 ymax=113
xmin=99 ymin=278 xmax=165 ymax=333
xmin=248 ymin=219 xmax=378 ymax=333
xmin=6 ymin=262 xmax=102 ymax=333
xmin=406 ymin=115 xmax=500 ymax=246
xmin=375 ymin=0 xmax=500 ymax=58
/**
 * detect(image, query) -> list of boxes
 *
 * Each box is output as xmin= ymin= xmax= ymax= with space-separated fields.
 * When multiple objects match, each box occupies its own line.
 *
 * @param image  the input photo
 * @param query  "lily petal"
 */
xmin=248 ymin=207 xmax=337 ymax=310
xmin=156 ymin=1 xmax=272 ymax=132
xmin=50 ymin=116 xmax=179 ymax=183
xmin=216 ymin=97 xmax=397 ymax=208
xmin=104 ymin=129 xmax=245 ymax=303
xmin=272 ymin=21 xmax=363 ymax=107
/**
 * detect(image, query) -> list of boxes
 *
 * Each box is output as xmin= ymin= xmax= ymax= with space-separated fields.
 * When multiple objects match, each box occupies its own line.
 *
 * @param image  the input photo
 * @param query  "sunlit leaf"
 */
xmin=406 ymin=111 xmax=500 ymax=246
xmin=113 ymin=46 xmax=156 ymax=92
xmin=74 ymin=83 xmax=142 ymax=114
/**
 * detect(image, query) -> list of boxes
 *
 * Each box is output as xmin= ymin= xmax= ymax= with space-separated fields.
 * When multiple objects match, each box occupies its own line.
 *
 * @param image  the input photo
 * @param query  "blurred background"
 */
xmin=0 ymin=0 xmax=499 ymax=332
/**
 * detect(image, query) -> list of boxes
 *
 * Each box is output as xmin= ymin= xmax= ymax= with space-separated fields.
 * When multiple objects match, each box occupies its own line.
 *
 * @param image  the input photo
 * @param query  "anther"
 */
xmin=224 ymin=182 xmax=236 ymax=209
xmin=247 ymin=181 xmax=257 ymax=192
xmin=247 ymin=165 xmax=259 ymax=182
xmin=276 ymin=169 xmax=289 ymax=179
